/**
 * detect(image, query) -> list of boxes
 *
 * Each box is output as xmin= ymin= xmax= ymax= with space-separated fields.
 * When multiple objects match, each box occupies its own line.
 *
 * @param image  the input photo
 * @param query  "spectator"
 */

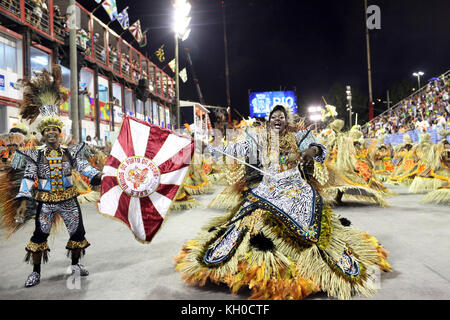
xmin=363 ymin=73 xmax=450 ymax=138
xmin=85 ymin=135 xmax=96 ymax=146
xmin=53 ymin=5 xmax=66 ymax=37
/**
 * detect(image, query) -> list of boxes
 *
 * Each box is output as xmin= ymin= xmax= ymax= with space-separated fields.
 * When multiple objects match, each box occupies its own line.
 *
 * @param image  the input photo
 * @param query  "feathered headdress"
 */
xmin=18 ymin=65 xmax=68 ymax=134
xmin=403 ymin=133 xmax=412 ymax=144
xmin=9 ymin=122 xmax=28 ymax=136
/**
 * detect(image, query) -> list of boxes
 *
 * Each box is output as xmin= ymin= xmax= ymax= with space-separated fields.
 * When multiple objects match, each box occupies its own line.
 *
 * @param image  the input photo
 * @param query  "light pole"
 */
xmin=222 ymin=1 xmax=231 ymax=117
xmin=346 ymin=85 xmax=352 ymax=128
xmin=413 ymin=71 xmax=424 ymax=89
xmin=364 ymin=0 xmax=374 ymax=121
xmin=68 ymin=1 xmax=79 ymax=142
xmin=173 ymin=0 xmax=192 ymax=130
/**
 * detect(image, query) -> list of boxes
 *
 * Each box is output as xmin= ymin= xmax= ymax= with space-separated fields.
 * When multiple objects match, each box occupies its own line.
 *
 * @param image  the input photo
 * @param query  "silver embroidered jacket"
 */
xmin=208 ymin=129 xmax=327 ymax=231
xmin=13 ymin=143 xmax=100 ymax=201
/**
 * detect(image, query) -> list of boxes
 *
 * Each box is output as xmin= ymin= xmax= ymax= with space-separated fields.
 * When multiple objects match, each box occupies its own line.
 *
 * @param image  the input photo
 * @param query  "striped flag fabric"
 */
xmin=102 ymin=0 xmax=118 ymax=21
xmin=129 ymin=20 xmax=143 ymax=43
xmin=116 ymin=7 xmax=130 ymax=29
xmin=98 ymin=117 xmax=194 ymax=243
xmin=168 ymin=59 xmax=176 ymax=73
xmin=179 ymin=68 xmax=188 ymax=83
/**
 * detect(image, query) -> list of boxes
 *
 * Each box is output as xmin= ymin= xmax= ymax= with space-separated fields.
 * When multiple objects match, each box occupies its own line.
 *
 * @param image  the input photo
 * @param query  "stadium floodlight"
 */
xmin=412 ymin=71 xmax=424 ymax=89
xmin=309 ymin=114 xmax=322 ymax=121
xmin=173 ymin=0 xmax=192 ymax=39
xmin=308 ymin=106 xmax=322 ymax=131
xmin=308 ymin=106 xmax=322 ymax=113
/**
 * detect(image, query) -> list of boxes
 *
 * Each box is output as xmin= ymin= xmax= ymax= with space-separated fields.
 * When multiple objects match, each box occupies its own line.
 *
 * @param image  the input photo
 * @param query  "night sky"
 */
xmin=78 ymin=0 xmax=450 ymax=120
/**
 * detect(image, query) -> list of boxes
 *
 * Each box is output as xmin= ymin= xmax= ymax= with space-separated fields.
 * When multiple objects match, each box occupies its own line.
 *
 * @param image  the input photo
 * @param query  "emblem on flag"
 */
xmin=98 ymin=117 xmax=194 ymax=243
xmin=117 ymin=7 xmax=130 ymax=29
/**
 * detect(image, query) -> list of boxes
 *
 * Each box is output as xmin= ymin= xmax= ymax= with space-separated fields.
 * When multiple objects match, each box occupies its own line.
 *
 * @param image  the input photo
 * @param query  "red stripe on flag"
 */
xmin=105 ymin=156 xmax=121 ymax=169
xmin=101 ymin=176 xmax=118 ymax=195
xmin=155 ymin=184 xmax=179 ymax=201
xmin=158 ymin=143 xmax=194 ymax=174
xmin=140 ymin=196 xmax=164 ymax=242
xmin=145 ymin=126 xmax=171 ymax=160
xmin=118 ymin=117 xmax=135 ymax=158
xmin=115 ymin=192 xmax=131 ymax=227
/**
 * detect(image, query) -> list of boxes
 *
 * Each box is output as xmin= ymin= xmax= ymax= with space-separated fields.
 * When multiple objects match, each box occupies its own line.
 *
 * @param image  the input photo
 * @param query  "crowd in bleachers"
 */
xmin=363 ymin=72 xmax=450 ymax=138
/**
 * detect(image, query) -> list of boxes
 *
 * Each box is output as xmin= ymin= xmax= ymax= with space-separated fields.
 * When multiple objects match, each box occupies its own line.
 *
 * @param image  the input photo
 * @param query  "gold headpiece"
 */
xmin=18 ymin=65 xmax=67 ymax=134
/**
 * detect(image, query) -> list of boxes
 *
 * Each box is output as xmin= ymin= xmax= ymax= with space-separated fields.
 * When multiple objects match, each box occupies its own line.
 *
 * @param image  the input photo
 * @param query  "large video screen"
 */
xmin=249 ymin=90 xmax=297 ymax=118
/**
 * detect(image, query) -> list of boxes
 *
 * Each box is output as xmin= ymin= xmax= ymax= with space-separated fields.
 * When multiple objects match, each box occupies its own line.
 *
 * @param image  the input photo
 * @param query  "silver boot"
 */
xmin=71 ymin=264 xmax=89 ymax=276
xmin=25 ymin=272 xmax=40 ymax=287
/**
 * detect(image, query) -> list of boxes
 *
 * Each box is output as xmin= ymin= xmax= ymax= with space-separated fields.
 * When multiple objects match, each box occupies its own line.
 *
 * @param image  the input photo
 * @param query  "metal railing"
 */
xmin=53 ymin=16 xmax=67 ymax=42
xmin=24 ymin=0 xmax=50 ymax=34
xmin=0 ymin=0 xmax=21 ymax=17
xmin=94 ymin=43 xmax=106 ymax=64
xmin=121 ymin=60 xmax=131 ymax=78
xmin=109 ymin=51 xmax=120 ymax=73
xmin=0 ymin=0 xmax=175 ymax=103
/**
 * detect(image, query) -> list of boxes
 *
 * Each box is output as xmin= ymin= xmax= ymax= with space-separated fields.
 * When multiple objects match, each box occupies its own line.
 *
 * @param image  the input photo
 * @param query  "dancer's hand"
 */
xmin=301 ymin=147 xmax=317 ymax=165
xmin=15 ymin=200 xmax=27 ymax=223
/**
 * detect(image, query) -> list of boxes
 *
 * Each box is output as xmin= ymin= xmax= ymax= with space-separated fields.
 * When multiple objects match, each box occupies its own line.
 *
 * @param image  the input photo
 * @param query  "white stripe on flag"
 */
xmin=159 ymin=166 xmax=189 ymax=185
xmin=152 ymin=134 xmax=191 ymax=166
xmin=128 ymin=197 xmax=146 ymax=241
xmin=102 ymin=165 xmax=118 ymax=177
xmin=110 ymin=137 xmax=128 ymax=163
xmin=129 ymin=118 xmax=150 ymax=157
xmin=149 ymin=192 xmax=172 ymax=219
xmin=99 ymin=185 xmax=122 ymax=216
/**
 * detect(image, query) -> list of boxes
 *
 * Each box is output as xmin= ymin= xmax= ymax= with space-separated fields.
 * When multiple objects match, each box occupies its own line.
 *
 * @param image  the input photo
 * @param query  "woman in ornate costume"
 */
xmin=2 ymin=66 xmax=102 ymax=288
xmin=372 ymin=136 xmax=395 ymax=183
xmin=0 ymin=124 xmax=38 ymax=236
xmin=388 ymin=134 xmax=419 ymax=186
xmin=408 ymin=133 xmax=443 ymax=194
xmin=319 ymin=121 xmax=389 ymax=207
xmin=175 ymin=105 xmax=391 ymax=300
xmin=421 ymin=131 xmax=450 ymax=205
xmin=182 ymin=143 xmax=214 ymax=195
xmin=170 ymin=183 xmax=200 ymax=211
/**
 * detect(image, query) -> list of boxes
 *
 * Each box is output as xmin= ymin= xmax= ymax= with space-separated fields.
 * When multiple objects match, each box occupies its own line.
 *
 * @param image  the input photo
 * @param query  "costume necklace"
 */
xmin=45 ymin=148 xmax=64 ymax=193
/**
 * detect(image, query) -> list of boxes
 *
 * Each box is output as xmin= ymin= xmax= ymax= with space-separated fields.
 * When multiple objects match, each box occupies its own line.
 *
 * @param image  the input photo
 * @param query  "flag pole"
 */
xmin=92 ymin=3 xmax=103 ymax=15
xmin=211 ymin=147 xmax=275 ymax=178
xmin=118 ymin=29 xmax=128 ymax=38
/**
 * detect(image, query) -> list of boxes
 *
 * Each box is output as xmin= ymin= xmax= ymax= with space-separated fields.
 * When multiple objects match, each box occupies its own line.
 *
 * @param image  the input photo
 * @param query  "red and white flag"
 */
xmin=129 ymin=20 xmax=143 ymax=44
xmin=98 ymin=117 xmax=194 ymax=243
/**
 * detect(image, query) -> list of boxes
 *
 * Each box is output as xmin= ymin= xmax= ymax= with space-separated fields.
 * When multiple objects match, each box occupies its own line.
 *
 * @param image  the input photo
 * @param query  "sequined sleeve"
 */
xmin=14 ymin=161 xmax=37 ymax=200
xmin=70 ymin=143 xmax=101 ymax=183
xmin=207 ymin=139 xmax=252 ymax=161
xmin=295 ymin=130 xmax=327 ymax=163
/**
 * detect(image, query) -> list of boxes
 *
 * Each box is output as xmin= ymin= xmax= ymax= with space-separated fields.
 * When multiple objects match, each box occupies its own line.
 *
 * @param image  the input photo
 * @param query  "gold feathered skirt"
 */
xmin=175 ymin=199 xmax=391 ymax=300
